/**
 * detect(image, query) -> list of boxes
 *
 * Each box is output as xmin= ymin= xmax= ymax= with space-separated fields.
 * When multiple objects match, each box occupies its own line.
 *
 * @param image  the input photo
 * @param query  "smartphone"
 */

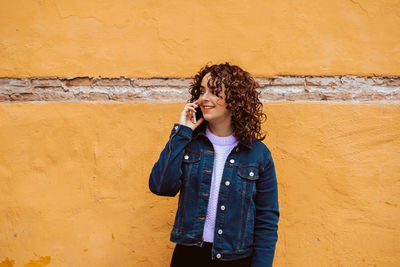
xmin=193 ymin=106 xmax=203 ymax=123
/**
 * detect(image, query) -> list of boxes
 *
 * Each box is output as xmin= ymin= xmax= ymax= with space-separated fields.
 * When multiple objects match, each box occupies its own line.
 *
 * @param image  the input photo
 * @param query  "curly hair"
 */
xmin=188 ymin=62 xmax=267 ymax=145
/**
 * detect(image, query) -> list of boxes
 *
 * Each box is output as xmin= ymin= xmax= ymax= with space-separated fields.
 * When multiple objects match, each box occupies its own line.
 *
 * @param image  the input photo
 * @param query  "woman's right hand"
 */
xmin=179 ymin=99 xmax=204 ymax=130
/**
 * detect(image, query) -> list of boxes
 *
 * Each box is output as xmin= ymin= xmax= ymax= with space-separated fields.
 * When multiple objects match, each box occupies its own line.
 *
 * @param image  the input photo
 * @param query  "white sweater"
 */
xmin=202 ymin=125 xmax=239 ymax=243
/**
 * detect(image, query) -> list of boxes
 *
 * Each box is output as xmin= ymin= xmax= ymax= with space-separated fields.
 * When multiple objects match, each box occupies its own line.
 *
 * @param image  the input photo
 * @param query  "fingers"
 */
xmin=186 ymin=106 xmax=196 ymax=112
xmin=195 ymin=117 xmax=204 ymax=126
xmin=187 ymin=102 xmax=198 ymax=108
xmin=180 ymin=102 xmax=202 ymax=129
xmin=191 ymin=117 xmax=204 ymax=130
xmin=184 ymin=107 xmax=196 ymax=118
xmin=184 ymin=102 xmax=198 ymax=113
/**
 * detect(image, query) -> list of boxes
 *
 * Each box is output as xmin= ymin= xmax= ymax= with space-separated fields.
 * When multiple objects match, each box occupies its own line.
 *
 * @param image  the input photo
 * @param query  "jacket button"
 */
xmin=235 ymin=147 xmax=239 ymax=152
xmin=229 ymin=159 xmax=235 ymax=164
xmin=217 ymin=229 xmax=223 ymax=235
xmin=249 ymin=171 xmax=254 ymax=177
xmin=184 ymin=155 xmax=189 ymax=160
xmin=174 ymin=125 xmax=179 ymax=130
xmin=225 ymin=181 xmax=230 ymax=186
xmin=216 ymin=253 xmax=221 ymax=259
xmin=220 ymin=205 xmax=225 ymax=211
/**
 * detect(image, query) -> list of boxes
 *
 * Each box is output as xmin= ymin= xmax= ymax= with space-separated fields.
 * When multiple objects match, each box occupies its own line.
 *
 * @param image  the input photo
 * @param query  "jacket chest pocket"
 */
xmin=236 ymin=166 xmax=259 ymax=199
xmin=182 ymin=150 xmax=201 ymax=181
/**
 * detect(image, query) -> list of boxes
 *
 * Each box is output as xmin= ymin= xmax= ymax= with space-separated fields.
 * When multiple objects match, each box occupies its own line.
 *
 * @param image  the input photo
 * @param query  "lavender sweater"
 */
xmin=202 ymin=125 xmax=239 ymax=243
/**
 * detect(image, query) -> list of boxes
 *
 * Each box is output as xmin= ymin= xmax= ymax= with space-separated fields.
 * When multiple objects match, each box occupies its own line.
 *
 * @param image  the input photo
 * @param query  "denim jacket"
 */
xmin=149 ymin=121 xmax=279 ymax=267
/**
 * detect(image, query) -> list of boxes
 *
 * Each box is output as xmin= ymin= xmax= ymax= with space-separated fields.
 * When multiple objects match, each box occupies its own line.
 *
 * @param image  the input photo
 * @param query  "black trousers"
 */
xmin=170 ymin=242 xmax=252 ymax=267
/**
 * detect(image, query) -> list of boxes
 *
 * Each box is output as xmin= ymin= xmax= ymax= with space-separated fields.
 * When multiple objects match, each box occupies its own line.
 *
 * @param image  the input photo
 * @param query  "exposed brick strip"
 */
xmin=0 ymin=76 xmax=399 ymax=102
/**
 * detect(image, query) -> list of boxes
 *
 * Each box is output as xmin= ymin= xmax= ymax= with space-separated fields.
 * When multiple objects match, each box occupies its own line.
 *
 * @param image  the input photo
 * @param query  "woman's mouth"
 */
xmin=203 ymin=106 xmax=214 ymax=109
xmin=202 ymin=105 xmax=215 ymax=111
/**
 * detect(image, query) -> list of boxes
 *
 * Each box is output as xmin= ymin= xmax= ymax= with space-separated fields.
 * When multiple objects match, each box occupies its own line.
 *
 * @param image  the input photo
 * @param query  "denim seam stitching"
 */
xmin=238 ymin=179 xmax=247 ymax=249
xmin=177 ymin=132 xmax=192 ymax=140
xmin=157 ymin=131 xmax=176 ymax=193
xmin=242 ymin=184 xmax=253 ymax=248
xmin=180 ymin=163 xmax=191 ymax=232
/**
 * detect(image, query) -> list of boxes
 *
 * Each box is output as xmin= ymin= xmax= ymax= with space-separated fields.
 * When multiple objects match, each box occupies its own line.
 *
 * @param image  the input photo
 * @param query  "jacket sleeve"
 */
xmin=148 ymin=123 xmax=193 ymax=197
xmin=251 ymin=152 xmax=280 ymax=267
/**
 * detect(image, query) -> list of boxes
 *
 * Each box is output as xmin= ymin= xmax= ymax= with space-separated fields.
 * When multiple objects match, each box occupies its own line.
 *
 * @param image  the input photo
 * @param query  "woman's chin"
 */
xmin=202 ymin=116 xmax=213 ymax=122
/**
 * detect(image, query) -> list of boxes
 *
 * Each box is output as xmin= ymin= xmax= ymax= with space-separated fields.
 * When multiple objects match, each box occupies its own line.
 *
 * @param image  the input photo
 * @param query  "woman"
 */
xmin=149 ymin=62 xmax=279 ymax=267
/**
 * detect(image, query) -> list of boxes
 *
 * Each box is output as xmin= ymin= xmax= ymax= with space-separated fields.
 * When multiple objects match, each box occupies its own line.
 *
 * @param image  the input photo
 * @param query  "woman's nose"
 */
xmin=200 ymin=91 xmax=210 ymax=101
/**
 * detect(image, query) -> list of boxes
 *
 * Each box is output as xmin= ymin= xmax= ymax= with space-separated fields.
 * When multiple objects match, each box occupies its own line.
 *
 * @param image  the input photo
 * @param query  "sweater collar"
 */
xmin=205 ymin=125 xmax=238 ymax=146
xmin=193 ymin=120 xmax=252 ymax=149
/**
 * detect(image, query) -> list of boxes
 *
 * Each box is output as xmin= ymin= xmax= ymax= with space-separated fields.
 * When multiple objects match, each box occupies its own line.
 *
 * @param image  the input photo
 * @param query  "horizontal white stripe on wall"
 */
xmin=0 ymin=76 xmax=399 ymax=102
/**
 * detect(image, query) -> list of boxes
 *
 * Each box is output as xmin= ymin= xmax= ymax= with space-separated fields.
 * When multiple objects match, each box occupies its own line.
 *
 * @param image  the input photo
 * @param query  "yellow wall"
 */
xmin=0 ymin=0 xmax=400 ymax=78
xmin=1 ymin=0 xmax=400 ymax=266
xmin=0 ymin=102 xmax=399 ymax=266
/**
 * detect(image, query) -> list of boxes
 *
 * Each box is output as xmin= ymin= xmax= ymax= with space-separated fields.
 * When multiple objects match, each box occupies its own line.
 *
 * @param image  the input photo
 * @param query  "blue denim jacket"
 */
xmin=149 ymin=121 xmax=279 ymax=267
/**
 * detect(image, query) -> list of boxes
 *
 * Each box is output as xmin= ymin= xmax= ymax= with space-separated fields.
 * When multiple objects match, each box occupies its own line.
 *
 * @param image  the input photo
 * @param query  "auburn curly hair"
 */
xmin=188 ymin=62 xmax=267 ymax=145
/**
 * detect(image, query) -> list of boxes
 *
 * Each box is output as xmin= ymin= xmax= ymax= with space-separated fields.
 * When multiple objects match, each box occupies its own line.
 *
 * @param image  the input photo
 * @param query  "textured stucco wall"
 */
xmin=1 ymin=0 xmax=400 ymax=266
xmin=0 ymin=102 xmax=399 ymax=266
xmin=0 ymin=0 xmax=400 ymax=78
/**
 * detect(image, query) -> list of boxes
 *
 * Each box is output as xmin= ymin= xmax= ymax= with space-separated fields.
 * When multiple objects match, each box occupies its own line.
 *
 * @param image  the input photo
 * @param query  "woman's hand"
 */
xmin=179 ymin=99 xmax=204 ymax=130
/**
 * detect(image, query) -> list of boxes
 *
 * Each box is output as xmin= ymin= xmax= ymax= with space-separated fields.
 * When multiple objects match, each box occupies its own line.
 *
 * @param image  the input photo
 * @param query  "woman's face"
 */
xmin=199 ymin=72 xmax=232 ymax=124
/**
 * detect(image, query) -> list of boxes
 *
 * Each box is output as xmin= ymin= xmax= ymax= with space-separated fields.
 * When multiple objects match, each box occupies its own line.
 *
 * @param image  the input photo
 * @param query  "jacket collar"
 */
xmin=192 ymin=120 xmax=253 ymax=150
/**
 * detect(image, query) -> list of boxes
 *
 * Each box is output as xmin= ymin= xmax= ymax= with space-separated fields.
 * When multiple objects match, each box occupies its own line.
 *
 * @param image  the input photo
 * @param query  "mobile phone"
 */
xmin=193 ymin=106 xmax=203 ymax=123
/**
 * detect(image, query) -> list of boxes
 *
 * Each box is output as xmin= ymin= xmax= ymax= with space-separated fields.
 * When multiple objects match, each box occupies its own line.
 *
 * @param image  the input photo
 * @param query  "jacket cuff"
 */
xmin=172 ymin=123 xmax=193 ymax=139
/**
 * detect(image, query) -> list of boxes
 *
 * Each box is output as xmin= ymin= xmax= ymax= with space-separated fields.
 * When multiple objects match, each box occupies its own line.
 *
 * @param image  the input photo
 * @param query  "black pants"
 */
xmin=170 ymin=242 xmax=252 ymax=267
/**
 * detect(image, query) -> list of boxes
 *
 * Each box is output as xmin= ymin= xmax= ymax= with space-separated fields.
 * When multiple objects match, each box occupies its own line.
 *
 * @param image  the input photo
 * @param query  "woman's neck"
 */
xmin=207 ymin=121 xmax=234 ymax=137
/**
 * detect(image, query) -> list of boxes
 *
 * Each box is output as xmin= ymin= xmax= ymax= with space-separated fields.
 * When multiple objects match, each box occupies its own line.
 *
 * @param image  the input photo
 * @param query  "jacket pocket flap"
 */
xmin=182 ymin=150 xmax=201 ymax=163
xmin=238 ymin=166 xmax=259 ymax=180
